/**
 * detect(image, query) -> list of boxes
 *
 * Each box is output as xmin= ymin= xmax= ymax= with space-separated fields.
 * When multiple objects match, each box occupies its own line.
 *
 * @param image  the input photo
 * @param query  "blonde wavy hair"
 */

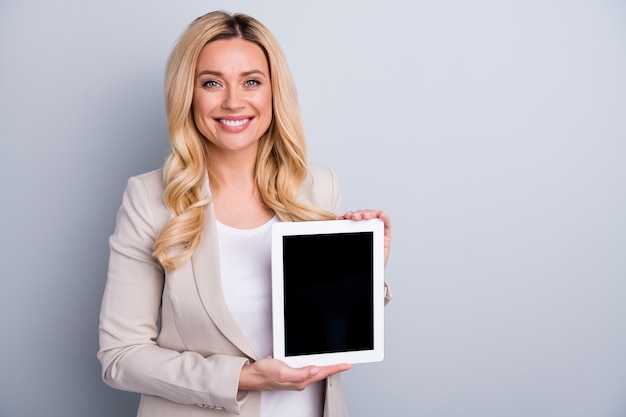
xmin=153 ymin=10 xmax=336 ymax=271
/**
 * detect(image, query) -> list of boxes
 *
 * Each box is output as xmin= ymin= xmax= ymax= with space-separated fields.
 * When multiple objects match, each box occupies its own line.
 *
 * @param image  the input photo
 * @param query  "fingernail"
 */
xmin=311 ymin=367 xmax=320 ymax=375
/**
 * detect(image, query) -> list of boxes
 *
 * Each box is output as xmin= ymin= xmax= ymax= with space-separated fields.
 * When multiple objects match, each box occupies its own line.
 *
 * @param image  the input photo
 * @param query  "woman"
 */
xmin=98 ymin=10 xmax=392 ymax=417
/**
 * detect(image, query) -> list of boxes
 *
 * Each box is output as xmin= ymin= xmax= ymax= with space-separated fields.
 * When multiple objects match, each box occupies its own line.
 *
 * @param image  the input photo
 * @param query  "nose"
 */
xmin=221 ymin=87 xmax=244 ymax=110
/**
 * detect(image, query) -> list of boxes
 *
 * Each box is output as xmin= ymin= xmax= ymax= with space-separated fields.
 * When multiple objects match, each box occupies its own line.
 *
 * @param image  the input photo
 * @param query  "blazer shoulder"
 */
xmin=121 ymin=168 xmax=171 ymax=229
xmin=298 ymin=163 xmax=342 ymax=215
xmin=132 ymin=168 xmax=166 ymax=194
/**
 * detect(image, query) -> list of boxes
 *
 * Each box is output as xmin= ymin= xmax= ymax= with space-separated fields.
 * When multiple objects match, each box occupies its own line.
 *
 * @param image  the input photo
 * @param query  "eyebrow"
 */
xmin=196 ymin=69 xmax=268 ymax=78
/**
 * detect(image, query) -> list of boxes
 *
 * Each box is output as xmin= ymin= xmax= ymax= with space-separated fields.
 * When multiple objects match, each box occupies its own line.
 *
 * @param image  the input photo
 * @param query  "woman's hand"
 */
xmin=340 ymin=210 xmax=391 ymax=267
xmin=239 ymin=358 xmax=351 ymax=391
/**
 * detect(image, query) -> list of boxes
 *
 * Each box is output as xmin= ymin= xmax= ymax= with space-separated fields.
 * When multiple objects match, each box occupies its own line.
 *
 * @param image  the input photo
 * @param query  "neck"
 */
xmin=207 ymin=149 xmax=257 ymax=190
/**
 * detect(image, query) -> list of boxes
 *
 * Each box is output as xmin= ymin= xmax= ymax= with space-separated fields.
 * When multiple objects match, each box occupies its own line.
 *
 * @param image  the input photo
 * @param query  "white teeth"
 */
xmin=220 ymin=118 xmax=249 ymax=127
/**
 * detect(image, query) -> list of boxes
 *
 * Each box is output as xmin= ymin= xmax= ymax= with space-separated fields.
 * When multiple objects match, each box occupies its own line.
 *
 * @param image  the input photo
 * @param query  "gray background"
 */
xmin=1 ymin=0 xmax=625 ymax=416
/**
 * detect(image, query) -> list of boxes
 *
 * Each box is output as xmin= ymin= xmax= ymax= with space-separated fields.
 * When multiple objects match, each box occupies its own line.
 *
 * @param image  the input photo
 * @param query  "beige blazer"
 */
xmin=98 ymin=164 xmax=390 ymax=417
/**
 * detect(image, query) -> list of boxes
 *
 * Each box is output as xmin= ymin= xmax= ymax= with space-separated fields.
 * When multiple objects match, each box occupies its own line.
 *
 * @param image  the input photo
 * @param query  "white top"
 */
xmin=217 ymin=217 xmax=323 ymax=417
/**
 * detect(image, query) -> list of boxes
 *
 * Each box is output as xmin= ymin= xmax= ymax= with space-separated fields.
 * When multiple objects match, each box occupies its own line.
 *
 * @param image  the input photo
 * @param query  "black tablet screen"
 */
xmin=281 ymin=232 xmax=374 ymax=356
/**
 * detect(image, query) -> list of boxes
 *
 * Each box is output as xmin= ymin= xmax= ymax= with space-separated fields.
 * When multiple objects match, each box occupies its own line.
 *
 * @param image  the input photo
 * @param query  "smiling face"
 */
xmin=192 ymin=38 xmax=273 ymax=159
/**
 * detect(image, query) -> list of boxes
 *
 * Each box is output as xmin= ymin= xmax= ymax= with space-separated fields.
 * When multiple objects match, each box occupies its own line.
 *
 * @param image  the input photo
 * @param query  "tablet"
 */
xmin=271 ymin=218 xmax=385 ymax=367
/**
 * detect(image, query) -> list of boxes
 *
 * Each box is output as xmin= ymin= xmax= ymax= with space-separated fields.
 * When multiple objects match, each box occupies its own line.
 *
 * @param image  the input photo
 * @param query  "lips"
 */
xmin=219 ymin=118 xmax=250 ymax=127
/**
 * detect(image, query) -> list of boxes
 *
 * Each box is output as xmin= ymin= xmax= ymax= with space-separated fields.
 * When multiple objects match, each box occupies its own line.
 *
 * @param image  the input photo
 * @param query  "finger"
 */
xmin=291 ymin=366 xmax=320 ymax=384
xmin=342 ymin=211 xmax=364 ymax=220
xmin=362 ymin=210 xmax=379 ymax=220
xmin=377 ymin=211 xmax=392 ymax=229
xmin=294 ymin=363 xmax=350 ymax=383
xmin=314 ymin=363 xmax=352 ymax=380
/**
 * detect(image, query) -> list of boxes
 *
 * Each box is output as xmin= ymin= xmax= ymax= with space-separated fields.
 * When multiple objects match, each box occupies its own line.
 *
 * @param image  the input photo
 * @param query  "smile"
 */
xmin=219 ymin=118 xmax=250 ymax=127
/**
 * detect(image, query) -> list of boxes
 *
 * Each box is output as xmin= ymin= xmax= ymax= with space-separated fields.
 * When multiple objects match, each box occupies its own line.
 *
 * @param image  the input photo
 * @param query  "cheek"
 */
xmin=192 ymin=92 xmax=218 ymax=115
xmin=192 ymin=96 xmax=205 ymax=115
xmin=191 ymin=98 xmax=201 ymax=122
xmin=258 ymin=93 xmax=273 ymax=122
xmin=191 ymin=96 xmax=214 ymax=125
xmin=191 ymin=101 xmax=214 ymax=139
xmin=191 ymin=105 xmax=203 ymax=130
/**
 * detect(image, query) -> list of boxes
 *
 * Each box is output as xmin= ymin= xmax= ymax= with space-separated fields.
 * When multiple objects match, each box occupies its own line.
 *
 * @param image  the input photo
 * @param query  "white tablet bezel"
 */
xmin=271 ymin=218 xmax=385 ymax=367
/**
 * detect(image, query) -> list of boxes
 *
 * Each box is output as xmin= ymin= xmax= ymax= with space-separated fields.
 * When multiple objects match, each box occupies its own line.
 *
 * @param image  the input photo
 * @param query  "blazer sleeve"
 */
xmin=98 ymin=176 xmax=249 ymax=414
xmin=301 ymin=163 xmax=342 ymax=216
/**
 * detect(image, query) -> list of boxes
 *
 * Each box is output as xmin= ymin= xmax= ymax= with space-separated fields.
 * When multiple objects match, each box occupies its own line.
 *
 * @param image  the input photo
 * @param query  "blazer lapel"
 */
xmin=190 ymin=176 xmax=257 ymax=360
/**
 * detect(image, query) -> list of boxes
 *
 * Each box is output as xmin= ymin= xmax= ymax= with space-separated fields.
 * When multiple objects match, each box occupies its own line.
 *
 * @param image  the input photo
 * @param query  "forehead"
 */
xmin=196 ymin=38 xmax=269 ymax=73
